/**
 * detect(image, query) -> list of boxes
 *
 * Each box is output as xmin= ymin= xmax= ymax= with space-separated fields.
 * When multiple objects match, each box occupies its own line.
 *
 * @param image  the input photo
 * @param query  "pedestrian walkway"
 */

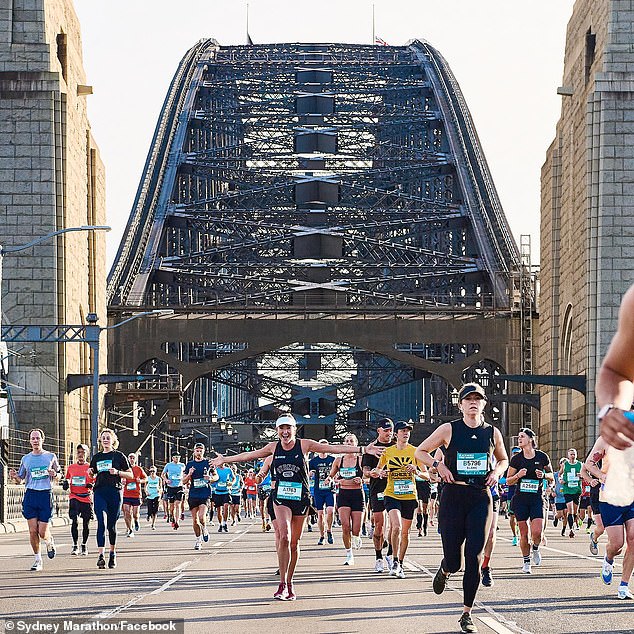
xmin=0 ymin=517 xmax=630 ymax=633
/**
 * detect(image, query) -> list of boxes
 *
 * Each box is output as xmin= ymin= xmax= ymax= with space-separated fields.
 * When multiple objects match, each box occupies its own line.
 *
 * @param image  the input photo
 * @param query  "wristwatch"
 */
xmin=597 ymin=403 xmax=615 ymax=421
xmin=432 ymin=460 xmax=439 ymax=469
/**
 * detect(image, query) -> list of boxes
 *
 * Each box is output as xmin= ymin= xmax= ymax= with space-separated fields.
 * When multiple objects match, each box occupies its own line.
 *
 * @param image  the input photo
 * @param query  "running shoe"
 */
xmin=602 ymin=558 xmax=613 ymax=585
xmin=202 ymin=527 xmax=209 ymax=542
xmin=361 ymin=524 xmax=367 ymax=537
xmin=389 ymin=560 xmax=398 ymax=576
xmin=511 ymin=535 xmax=518 ymax=546
xmin=423 ymin=527 xmax=427 ymax=537
xmin=218 ymin=525 xmax=223 ymax=533
xmin=532 ymin=548 xmax=542 ymax=566
xmin=374 ymin=558 xmax=384 ymax=573
xmin=317 ymin=536 xmax=325 ymax=546
xmin=306 ymin=524 xmax=312 ymax=532
xmin=81 ymin=544 xmax=88 ymax=556
xmin=262 ymin=523 xmax=267 ymax=532
xmin=237 ymin=515 xmax=241 ymax=522
xmin=395 ymin=563 xmax=405 ymax=579
xmin=126 ymin=529 xmax=134 ymax=538
xmin=433 ymin=565 xmax=449 ymax=594
xmin=327 ymin=531 xmax=334 ymax=544
xmin=273 ymin=583 xmax=287 ymax=600
xmin=30 ymin=559 xmax=43 ymax=571
xmin=481 ymin=566 xmax=493 ymax=587
xmin=265 ymin=522 xmax=272 ymax=532
xmin=589 ymin=533 xmax=598 ymax=556
xmin=617 ymin=585 xmax=634 ymax=600
xmin=222 ymin=524 xmax=228 ymax=533
xmin=522 ymin=561 xmax=531 ymax=574
xmin=569 ymin=529 xmax=575 ymax=538
xmin=46 ymin=540 xmax=56 ymax=559
xmin=385 ymin=555 xmax=393 ymax=571
xmin=418 ymin=529 xmax=423 ymax=538
xmin=108 ymin=553 xmax=117 ymax=569
xmin=286 ymin=583 xmax=297 ymax=601
xmin=561 ymin=526 xmax=566 ymax=537
xmin=134 ymin=520 xmax=140 ymax=532
xmin=352 ymin=535 xmax=362 ymax=550
xmin=173 ymin=521 xmax=180 ymax=530
xmin=459 ymin=612 xmax=478 ymax=633
xmin=194 ymin=539 xmax=202 ymax=551
xmin=71 ymin=545 xmax=79 ymax=556
xmin=343 ymin=551 xmax=355 ymax=566
xmin=180 ymin=513 xmax=185 ymax=521
xmin=97 ymin=554 xmax=106 ymax=569
xmin=368 ymin=525 xmax=374 ymax=539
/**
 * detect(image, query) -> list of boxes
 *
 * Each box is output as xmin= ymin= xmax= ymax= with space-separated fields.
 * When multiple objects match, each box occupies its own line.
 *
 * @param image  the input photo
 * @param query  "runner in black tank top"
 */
xmin=211 ymin=414 xmax=385 ymax=602
xmin=415 ymin=383 xmax=509 ymax=634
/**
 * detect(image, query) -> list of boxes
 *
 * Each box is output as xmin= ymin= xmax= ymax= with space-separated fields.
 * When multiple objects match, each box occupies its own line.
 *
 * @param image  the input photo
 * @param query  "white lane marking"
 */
xmin=497 ymin=536 xmax=622 ymax=568
xmin=404 ymin=557 xmax=534 ymax=634
xmin=402 ymin=561 xmax=418 ymax=572
xmin=480 ymin=616 xmax=519 ymax=634
xmin=171 ymin=560 xmax=192 ymax=572
xmin=150 ymin=572 xmax=185 ymax=595
xmin=91 ymin=523 xmax=251 ymax=620
xmin=213 ymin=541 xmax=224 ymax=546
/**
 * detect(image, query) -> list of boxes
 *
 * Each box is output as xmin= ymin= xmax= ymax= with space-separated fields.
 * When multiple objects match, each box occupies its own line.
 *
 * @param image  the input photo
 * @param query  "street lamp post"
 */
xmin=89 ymin=309 xmax=174 ymax=454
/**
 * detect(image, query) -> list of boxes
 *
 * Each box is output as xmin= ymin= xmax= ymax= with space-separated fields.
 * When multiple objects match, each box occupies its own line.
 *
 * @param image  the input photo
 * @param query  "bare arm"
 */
xmin=301 ymin=438 xmax=384 ymax=457
xmin=486 ymin=428 xmax=509 ymax=486
xmin=415 ymin=423 xmax=454 ymax=483
xmin=583 ymin=437 xmax=607 ymax=483
xmin=211 ymin=442 xmax=276 ymax=467
xmin=329 ymin=457 xmax=342 ymax=480
xmin=596 ymin=285 xmax=634 ymax=448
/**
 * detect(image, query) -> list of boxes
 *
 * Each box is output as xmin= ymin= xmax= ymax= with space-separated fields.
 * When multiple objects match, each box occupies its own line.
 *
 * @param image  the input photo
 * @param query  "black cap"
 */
xmin=458 ymin=383 xmax=487 ymax=401
xmin=394 ymin=420 xmax=414 ymax=432
xmin=376 ymin=417 xmax=394 ymax=430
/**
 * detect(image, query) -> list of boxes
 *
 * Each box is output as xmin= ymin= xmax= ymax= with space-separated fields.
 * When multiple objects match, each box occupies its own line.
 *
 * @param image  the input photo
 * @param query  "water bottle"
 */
xmin=602 ymin=411 xmax=634 ymax=507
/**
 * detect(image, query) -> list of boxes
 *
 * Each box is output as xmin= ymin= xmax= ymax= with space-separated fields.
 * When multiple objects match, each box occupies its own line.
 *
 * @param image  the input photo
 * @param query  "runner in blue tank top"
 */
xmin=211 ymin=414 xmax=385 ymax=601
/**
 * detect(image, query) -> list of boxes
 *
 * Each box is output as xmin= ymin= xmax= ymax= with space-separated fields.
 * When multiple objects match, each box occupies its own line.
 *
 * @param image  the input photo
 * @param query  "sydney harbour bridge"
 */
xmin=105 ymin=41 xmax=535 ymax=455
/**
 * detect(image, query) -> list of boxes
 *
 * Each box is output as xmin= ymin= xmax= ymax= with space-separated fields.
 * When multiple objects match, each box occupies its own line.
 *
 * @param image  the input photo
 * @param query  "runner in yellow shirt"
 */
xmin=376 ymin=420 xmax=426 ymax=578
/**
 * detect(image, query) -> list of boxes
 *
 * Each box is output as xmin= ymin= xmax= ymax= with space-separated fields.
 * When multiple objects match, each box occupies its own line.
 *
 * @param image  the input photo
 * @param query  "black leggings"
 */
xmin=94 ymin=488 xmax=122 ymax=548
xmin=438 ymin=484 xmax=492 ymax=608
xmin=71 ymin=516 xmax=90 ymax=545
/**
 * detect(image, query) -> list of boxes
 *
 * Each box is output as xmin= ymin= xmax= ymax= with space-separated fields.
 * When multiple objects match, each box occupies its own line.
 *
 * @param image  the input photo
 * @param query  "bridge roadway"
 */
xmin=0 ymin=516 xmax=631 ymax=634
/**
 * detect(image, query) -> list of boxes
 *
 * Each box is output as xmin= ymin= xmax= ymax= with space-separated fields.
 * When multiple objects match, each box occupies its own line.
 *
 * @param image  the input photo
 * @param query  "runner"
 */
xmin=8 ymin=428 xmax=61 ymax=571
xmin=88 ymin=428 xmax=133 ymax=569
xmin=415 ymin=466 xmax=431 ymax=538
xmin=361 ymin=418 xmax=395 ymax=573
xmin=377 ymin=420 xmax=424 ymax=578
xmin=244 ymin=468 xmax=258 ymax=520
xmin=183 ymin=442 xmax=217 ymax=550
xmin=552 ymin=458 xmax=568 ymax=535
xmin=428 ymin=471 xmax=439 ymax=528
xmin=308 ymin=439 xmax=335 ymax=546
xmin=122 ymin=452 xmax=147 ymax=538
xmin=229 ymin=465 xmax=243 ymax=525
xmin=579 ymin=476 xmax=593 ymax=531
xmin=560 ymin=448 xmax=583 ymax=538
xmin=144 ymin=466 xmax=162 ymax=530
xmin=330 ymin=433 xmax=365 ymax=565
xmin=505 ymin=428 xmax=553 ymax=574
xmin=415 ymin=383 xmax=508 ymax=634
xmin=64 ymin=443 xmax=94 ymax=555
xmin=581 ymin=444 xmax=605 ymax=556
xmin=257 ymin=460 xmax=273 ymax=532
xmin=213 ymin=459 xmax=235 ymax=532
xmin=506 ymin=446 xmax=521 ymax=545
xmin=162 ymin=452 xmax=186 ymax=530
xmin=210 ymin=414 xmax=384 ymax=600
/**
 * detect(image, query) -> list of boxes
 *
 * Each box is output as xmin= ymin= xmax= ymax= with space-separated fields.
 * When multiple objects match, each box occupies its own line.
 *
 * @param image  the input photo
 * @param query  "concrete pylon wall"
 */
xmin=0 ymin=0 xmax=106 ymax=461
xmin=540 ymin=0 xmax=634 ymax=458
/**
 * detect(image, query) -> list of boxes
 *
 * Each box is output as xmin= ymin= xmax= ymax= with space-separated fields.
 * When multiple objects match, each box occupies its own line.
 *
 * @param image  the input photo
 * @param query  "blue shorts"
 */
xmin=22 ymin=488 xmax=53 ymax=523
xmin=313 ymin=489 xmax=335 ymax=510
xmin=599 ymin=501 xmax=634 ymax=527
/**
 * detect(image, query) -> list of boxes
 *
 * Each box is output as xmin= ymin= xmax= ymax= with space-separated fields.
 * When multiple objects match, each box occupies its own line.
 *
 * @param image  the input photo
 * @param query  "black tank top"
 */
xmin=444 ymin=419 xmax=495 ymax=489
xmin=273 ymin=439 xmax=309 ymax=501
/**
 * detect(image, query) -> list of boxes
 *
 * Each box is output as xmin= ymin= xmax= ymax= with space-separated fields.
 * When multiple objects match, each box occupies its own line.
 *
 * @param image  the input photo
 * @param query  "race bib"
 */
xmin=457 ymin=453 xmax=488 ymax=476
xmin=194 ymin=478 xmax=207 ymax=488
xmin=567 ymin=472 xmax=578 ymax=484
xmin=277 ymin=481 xmax=302 ymax=501
xmin=30 ymin=466 xmax=48 ymax=480
xmin=377 ymin=492 xmax=384 ymax=501
xmin=339 ymin=467 xmax=356 ymax=480
xmin=71 ymin=476 xmax=86 ymax=487
xmin=319 ymin=480 xmax=331 ymax=490
xmin=96 ymin=460 xmax=112 ymax=473
xmin=393 ymin=479 xmax=415 ymax=496
xmin=519 ymin=479 xmax=540 ymax=493
xmin=584 ymin=485 xmax=590 ymax=493
xmin=126 ymin=482 xmax=137 ymax=490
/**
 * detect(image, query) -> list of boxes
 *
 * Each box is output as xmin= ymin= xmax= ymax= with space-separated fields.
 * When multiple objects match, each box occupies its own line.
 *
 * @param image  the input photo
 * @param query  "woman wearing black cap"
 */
xmin=505 ymin=427 xmax=553 ymax=574
xmin=415 ymin=383 xmax=508 ymax=634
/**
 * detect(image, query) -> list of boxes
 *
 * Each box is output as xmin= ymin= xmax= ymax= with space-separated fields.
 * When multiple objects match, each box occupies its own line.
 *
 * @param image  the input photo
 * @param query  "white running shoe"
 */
xmin=522 ymin=561 xmax=532 ymax=574
xmin=532 ymin=548 xmax=542 ymax=566
xmin=352 ymin=535 xmax=362 ymax=550
xmin=194 ymin=539 xmax=202 ymax=551
xmin=395 ymin=563 xmax=405 ymax=579
xmin=617 ymin=586 xmax=634 ymax=600
xmin=385 ymin=555 xmax=393 ymax=570
xmin=389 ymin=560 xmax=399 ymax=576
xmin=343 ymin=551 xmax=354 ymax=566
xmin=30 ymin=559 xmax=43 ymax=571
xmin=374 ymin=558 xmax=384 ymax=573
xmin=368 ymin=525 xmax=374 ymax=539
